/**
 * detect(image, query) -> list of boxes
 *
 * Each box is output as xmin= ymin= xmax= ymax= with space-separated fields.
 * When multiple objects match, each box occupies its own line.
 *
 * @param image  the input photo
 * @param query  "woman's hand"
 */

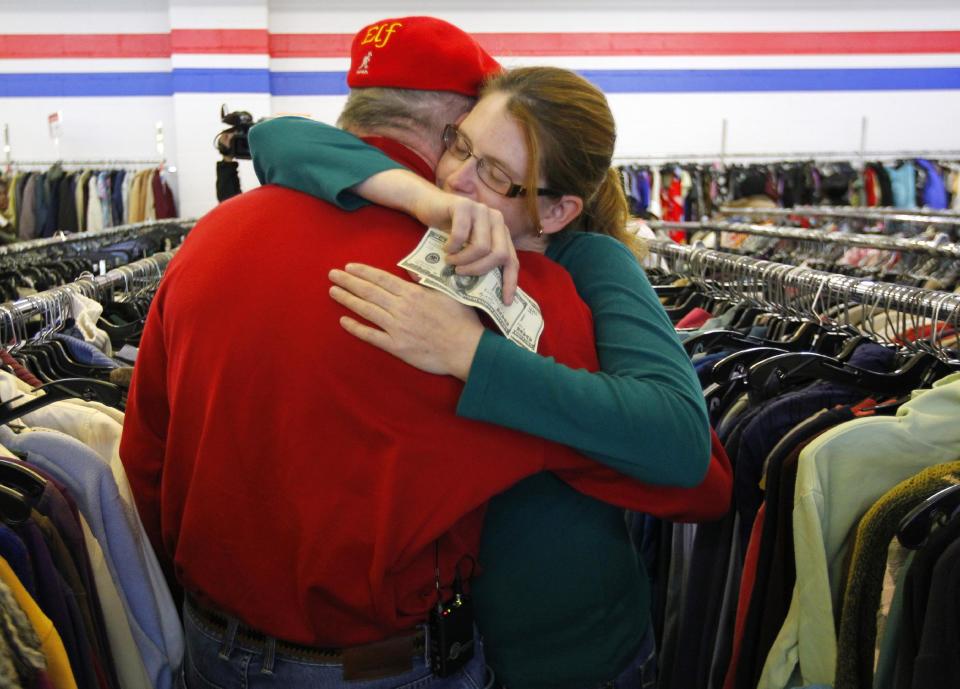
xmin=329 ymin=263 xmax=485 ymax=381
xmin=411 ymin=187 xmax=520 ymax=305
xmin=355 ymin=170 xmax=520 ymax=305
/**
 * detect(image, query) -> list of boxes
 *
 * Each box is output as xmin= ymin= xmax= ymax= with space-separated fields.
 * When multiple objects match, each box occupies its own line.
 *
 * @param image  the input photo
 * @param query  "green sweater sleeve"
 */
xmin=248 ymin=116 xmax=406 ymax=211
xmin=458 ymin=233 xmax=710 ymax=487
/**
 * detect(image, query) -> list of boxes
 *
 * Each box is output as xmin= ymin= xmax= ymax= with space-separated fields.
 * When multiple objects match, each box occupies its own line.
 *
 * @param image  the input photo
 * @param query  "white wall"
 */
xmin=2 ymin=0 xmax=960 ymax=217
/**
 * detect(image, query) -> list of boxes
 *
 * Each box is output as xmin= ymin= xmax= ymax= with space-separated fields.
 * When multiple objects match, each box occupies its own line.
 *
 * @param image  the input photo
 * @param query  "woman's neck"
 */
xmin=513 ymin=232 xmax=550 ymax=254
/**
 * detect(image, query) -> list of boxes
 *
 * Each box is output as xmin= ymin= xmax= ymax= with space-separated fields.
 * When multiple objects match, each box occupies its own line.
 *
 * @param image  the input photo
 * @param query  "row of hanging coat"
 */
xmin=0 ymin=165 xmax=177 ymax=243
xmin=640 ymin=238 xmax=960 ymax=689
xmin=0 ymin=220 xmax=191 ymax=304
xmin=714 ymin=207 xmax=960 ymax=247
xmin=618 ymin=159 xmax=960 ymax=226
xmin=0 ymin=248 xmax=183 ymax=689
xmin=646 ymin=219 xmax=960 ymax=291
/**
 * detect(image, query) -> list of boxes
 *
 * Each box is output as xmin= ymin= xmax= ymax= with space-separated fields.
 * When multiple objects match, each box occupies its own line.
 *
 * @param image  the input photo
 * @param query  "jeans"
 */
xmin=179 ymin=600 xmax=491 ymax=689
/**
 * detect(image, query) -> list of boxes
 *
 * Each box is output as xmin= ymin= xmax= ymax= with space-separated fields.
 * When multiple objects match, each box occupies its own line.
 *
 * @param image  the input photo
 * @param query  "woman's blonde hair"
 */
xmin=481 ymin=67 xmax=645 ymax=258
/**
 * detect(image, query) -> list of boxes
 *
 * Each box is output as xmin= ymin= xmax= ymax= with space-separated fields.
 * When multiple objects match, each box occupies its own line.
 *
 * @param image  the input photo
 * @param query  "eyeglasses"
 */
xmin=441 ymin=124 xmax=563 ymax=199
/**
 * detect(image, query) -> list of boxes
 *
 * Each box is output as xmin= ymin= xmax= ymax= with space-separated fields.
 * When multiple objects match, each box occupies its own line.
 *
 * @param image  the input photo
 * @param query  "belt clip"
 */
xmin=260 ymin=637 xmax=277 ymax=675
xmin=218 ymin=618 xmax=240 ymax=660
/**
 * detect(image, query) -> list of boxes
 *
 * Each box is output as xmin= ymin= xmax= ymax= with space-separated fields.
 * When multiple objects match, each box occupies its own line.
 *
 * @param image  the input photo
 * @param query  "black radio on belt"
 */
xmin=429 ymin=549 xmax=475 ymax=677
xmin=429 ymin=591 xmax=475 ymax=677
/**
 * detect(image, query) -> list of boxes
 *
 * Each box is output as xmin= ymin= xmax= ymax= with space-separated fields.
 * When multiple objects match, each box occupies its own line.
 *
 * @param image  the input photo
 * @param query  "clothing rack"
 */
xmin=613 ymin=149 xmax=960 ymax=165
xmin=645 ymin=238 xmax=960 ymax=330
xmin=777 ymin=205 xmax=960 ymax=219
xmin=6 ymin=159 xmax=166 ymax=170
xmin=0 ymin=247 xmax=175 ymax=344
xmin=647 ymin=220 xmax=960 ymax=260
xmin=0 ymin=218 xmax=194 ymax=263
xmin=717 ymin=206 xmax=960 ymax=227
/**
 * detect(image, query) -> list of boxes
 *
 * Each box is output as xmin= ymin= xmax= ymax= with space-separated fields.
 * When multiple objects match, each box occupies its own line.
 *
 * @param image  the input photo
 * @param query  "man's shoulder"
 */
xmin=204 ymin=184 xmax=422 ymax=227
xmin=213 ymin=184 xmax=325 ymax=213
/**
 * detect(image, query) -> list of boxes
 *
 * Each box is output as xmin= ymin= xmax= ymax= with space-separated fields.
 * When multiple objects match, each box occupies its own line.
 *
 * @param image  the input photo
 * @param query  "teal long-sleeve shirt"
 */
xmin=249 ymin=116 xmax=710 ymax=688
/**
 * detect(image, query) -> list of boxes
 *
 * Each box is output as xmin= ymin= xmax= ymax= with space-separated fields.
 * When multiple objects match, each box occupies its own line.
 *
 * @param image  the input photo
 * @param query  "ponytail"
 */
xmin=580 ymin=168 xmax=646 ymax=259
xmin=484 ymin=67 xmax=647 ymax=260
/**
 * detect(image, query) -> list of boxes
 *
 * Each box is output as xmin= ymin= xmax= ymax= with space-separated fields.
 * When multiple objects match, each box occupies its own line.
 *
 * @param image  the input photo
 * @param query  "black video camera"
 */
xmin=214 ymin=104 xmax=256 ymax=159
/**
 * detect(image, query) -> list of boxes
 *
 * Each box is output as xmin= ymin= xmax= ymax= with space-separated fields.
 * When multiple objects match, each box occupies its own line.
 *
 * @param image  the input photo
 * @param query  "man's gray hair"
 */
xmin=337 ymin=87 xmax=474 ymax=141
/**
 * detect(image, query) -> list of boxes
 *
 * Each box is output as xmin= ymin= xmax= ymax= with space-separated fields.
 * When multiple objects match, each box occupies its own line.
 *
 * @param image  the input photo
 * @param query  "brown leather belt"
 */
xmin=186 ymin=596 xmax=427 ymax=681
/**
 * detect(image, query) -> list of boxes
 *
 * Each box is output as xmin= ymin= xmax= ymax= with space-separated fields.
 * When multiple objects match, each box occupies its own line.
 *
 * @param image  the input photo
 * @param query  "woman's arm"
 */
xmin=249 ymin=116 xmax=519 ymax=301
xmin=249 ymin=116 xmax=404 ymax=211
xmin=329 ymin=233 xmax=711 ymax=488
xmin=458 ymin=233 xmax=711 ymax=487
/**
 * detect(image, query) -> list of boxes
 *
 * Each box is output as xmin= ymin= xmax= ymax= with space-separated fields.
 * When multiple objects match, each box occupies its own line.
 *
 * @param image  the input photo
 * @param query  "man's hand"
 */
xmin=329 ymin=264 xmax=484 ymax=381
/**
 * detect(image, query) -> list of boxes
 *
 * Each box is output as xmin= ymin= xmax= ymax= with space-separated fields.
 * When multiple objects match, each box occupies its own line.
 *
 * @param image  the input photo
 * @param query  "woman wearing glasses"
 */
xmin=250 ymin=67 xmax=719 ymax=689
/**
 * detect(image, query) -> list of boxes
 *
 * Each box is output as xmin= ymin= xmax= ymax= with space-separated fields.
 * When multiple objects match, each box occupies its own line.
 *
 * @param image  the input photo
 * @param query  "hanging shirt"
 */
xmin=0 ymin=556 xmax=78 ymax=689
xmin=914 ymin=159 xmax=948 ymax=209
xmin=884 ymin=163 xmax=918 ymax=209
xmin=0 ymin=426 xmax=182 ymax=689
xmin=759 ymin=373 xmax=960 ymax=689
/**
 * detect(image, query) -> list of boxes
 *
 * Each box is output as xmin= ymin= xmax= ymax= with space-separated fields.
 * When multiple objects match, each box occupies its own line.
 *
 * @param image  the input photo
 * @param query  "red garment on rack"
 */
xmin=151 ymin=170 xmax=177 ymax=219
xmin=864 ymin=167 xmax=879 ymax=206
xmin=675 ymin=307 xmax=713 ymax=330
xmin=661 ymin=174 xmax=685 ymax=222
xmin=723 ymin=504 xmax=767 ymax=689
xmin=0 ymin=349 xmax=43 ymax=388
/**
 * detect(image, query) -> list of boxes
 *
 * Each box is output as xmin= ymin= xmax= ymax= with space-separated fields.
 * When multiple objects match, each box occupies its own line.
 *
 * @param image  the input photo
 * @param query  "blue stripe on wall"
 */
xmin=0 ymin=72 xmax=172 ymax=97
xmin=2 ymin=67 xmax=959 ymax=97
xmin=270 ymin=71 xmax=347 ymax=96
xmin=172 ymin=68 xmax=270 ymax=93
xmin=578 ymin=67 xmax=960 ymax=93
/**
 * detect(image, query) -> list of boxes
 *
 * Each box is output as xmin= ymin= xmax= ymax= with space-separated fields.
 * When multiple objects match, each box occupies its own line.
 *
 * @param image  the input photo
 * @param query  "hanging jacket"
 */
xmin=914 ymin=159 xmax=948 ymax=209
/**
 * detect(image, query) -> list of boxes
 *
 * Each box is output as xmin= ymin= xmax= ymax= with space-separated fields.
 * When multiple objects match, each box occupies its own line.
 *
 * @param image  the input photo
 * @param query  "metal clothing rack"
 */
xmin=0 ymin=248 xmax=176 ymax=345
xmin=786 ymin=205 xmax=960 ymax=220
xmin=717 ymin=206 xmax=960 ymax=228
xmin=5 ymin=160 xmax=165 ymax=170
xmin=647 ymin=220 xmax=960 ymax=260
xmin=0 ymin=219 xmax=195 ymax=264
xmin=645 ymin=238 xmax=960 ymax=329
xmin=613 ymin=149 xmax=960 ymax=166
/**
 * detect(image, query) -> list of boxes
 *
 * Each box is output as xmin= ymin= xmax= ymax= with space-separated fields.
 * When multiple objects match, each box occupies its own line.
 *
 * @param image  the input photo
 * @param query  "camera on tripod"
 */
xmin=214 ymin=104 xmax=256 ymax=159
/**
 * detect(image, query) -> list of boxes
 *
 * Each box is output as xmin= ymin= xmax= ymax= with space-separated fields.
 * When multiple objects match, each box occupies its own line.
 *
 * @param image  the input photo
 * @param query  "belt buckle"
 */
xmin=341 ymin=633 xmax=416 ymax=681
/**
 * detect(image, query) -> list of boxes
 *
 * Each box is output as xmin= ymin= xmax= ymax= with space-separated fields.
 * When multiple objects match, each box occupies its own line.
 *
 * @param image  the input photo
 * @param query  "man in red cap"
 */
xmin=121 ymin=15 xmax=622 ymax=689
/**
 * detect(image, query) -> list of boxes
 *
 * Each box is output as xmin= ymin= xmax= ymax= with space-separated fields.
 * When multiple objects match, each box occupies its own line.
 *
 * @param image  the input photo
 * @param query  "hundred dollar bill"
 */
xmin=398 ymin=228 xmax=544 ymax=351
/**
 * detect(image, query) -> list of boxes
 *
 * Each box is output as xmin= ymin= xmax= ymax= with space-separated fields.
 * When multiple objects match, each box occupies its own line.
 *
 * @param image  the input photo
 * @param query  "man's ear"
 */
xmin=453 ymin=111 xmax=470 ymax=126
xmin=539 ymin=195 xmax=584 ymax=236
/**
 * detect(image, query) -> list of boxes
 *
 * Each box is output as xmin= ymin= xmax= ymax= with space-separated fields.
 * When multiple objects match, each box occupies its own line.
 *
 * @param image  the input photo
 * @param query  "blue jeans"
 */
xmin=179 ymin=600 xmax=491 ymax=689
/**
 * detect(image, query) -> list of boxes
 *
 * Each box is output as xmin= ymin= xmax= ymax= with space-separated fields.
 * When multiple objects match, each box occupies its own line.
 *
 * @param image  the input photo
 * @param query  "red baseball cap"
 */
xmin=347 ymin=16 xmax=502 ymax=97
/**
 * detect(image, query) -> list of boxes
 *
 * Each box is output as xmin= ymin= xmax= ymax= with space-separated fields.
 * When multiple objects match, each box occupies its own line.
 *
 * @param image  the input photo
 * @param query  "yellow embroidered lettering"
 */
xmin=360 ymin=22 xmax=403 ymax=48
xmin=376 ymin=22 xmax=403 ymax=47
xmin=361 ymin=25 xmax=381 ymax=46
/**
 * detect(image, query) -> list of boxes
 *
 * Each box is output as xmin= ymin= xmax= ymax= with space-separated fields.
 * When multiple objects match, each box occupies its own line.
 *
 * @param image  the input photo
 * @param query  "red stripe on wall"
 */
xmin=269 ymin=30 xmax=960 ymax=58
xmin=0 ymin=33 xmax=170 ymax=58
xmin=170 ymin=29 xmax=269 ymax=54
xmin=476 ymin=31 xmax=960 ymax=56
xmin=268 ymin=33 xmax=352 ymax=58
xmin=3 ymin=30 xmax=960 ymax=60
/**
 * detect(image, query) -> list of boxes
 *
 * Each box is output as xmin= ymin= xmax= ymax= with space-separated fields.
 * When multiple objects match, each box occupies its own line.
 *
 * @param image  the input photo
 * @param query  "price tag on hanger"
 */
xmin=98 ymin=260 xmax=107 ymax=276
